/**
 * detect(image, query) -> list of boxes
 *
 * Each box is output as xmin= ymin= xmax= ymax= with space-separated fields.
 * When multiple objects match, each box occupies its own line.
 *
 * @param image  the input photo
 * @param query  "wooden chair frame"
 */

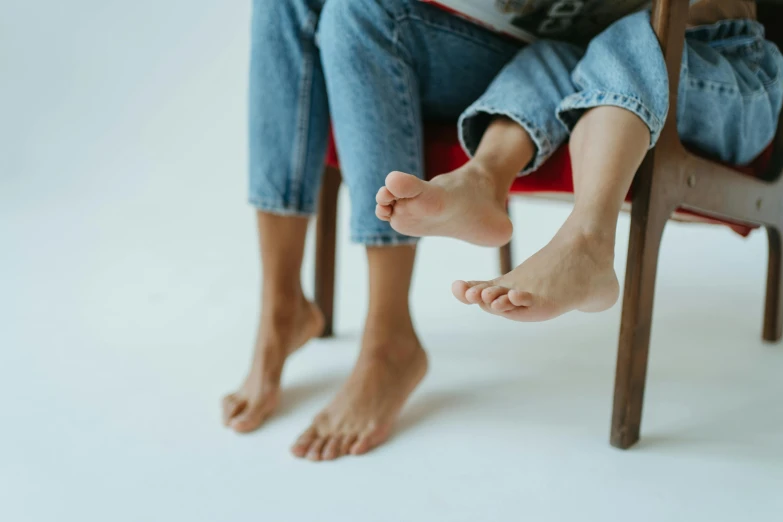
xmin=312 ymin=0 xmax=783 ymax=449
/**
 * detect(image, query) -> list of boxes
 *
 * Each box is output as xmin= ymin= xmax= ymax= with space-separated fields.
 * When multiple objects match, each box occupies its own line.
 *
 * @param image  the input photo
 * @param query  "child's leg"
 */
xmin=290 ymin=0 xmax=522 ymax=460
xmin=447 ymin=10 xmax=669 ymax=321
xmin=457 ymin=13 xmax=783 ymax=322
xmin=224 ymin=0 xmax=329 ymax=433
xmin=377 ymin=40 xmax=584 ymax=246
xmin=376 ymin=117 xmax=534 ymax=246
xmin=455 ymin=106 xmax=648 ymax=321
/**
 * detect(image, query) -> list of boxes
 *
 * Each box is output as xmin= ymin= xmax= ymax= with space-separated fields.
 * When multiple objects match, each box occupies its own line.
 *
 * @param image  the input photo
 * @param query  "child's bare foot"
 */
xmin=375 ymin=164 xmax=512 ymax=247
xmin=453 ymin=222 xmax=620 ymax=322
xmin=222 ymin=296 xmax=324 ymax=433
xmin=291 ymin=327 xmax=427 ymax=461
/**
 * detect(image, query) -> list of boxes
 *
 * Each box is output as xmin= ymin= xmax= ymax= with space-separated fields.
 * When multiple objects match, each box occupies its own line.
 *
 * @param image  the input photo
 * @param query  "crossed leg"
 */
xmin=380 ymin=106 xmax=651 ymax=322
xmin=376 ymin=118 xmax=531 ymax=247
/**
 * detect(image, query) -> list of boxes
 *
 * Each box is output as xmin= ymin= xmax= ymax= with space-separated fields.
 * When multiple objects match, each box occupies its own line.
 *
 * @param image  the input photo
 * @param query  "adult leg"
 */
xmin=223 ymin=0 xmax=330 ymax=432
xmin=224 ymin=214 xmax=325 ymax=432
xmin=290 ymin=0 xmax=521 ymax=459
xmin=291 ymin=245 xmax=427 ymax=460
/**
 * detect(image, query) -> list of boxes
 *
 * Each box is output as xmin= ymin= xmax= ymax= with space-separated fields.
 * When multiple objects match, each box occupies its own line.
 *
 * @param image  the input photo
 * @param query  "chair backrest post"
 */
xmin=758 ymin=4 xmax=783 ymax=182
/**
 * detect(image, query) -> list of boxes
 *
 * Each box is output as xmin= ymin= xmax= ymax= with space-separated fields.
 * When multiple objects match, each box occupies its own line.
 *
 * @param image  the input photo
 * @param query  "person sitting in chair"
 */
xmin=377 ymin=0 xmax=782 ymax=323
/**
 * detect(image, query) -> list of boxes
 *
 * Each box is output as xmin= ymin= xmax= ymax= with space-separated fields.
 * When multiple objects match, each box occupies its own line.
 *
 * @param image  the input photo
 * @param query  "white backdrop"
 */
xmin=1 ymin=2 xmax=782 ymax=521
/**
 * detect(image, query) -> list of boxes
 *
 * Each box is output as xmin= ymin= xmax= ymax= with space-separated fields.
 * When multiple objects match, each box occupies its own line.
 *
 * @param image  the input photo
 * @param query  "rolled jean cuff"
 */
xmin=351 ymin=233 xmax=418 ymax=247
xmin=556 ymin=90 xmax=666 ymax=148
xmin=458 ymin=104 xmax=559 ymax=175
xmin=248 ymin=197 xmax=316 ymax=217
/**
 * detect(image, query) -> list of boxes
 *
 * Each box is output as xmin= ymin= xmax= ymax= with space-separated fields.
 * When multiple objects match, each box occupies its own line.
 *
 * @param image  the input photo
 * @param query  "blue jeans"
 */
xmin=250 ymin=3 xmax=783 ymax=245
xmin=460 ymin=11 xmax=783 ymax=172
xmin=248 ymin=0 xmax=520 ymax=245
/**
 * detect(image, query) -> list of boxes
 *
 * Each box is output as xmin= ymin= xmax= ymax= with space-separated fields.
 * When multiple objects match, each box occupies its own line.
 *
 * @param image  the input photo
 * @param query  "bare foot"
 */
xmin=222 ymin=296 xmax=324 ymax=433
xmin=291 ymin=330 xmax=427 ymax=461
xmin=375 ymin=164 xmax=513 ymax=247
xmin=453 ymin=223 xmax=620 ymax=322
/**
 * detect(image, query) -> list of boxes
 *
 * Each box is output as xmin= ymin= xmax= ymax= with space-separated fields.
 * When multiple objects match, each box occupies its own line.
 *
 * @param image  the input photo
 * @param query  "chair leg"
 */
xmin=314 ymin=167 xmax=341 ymax=338
xmin=499 ymin=242 xmax=513 ymax=275
xmin=611 ymin=207 xmax=670 ymax=449
xmin=610 ymin=157 xmax=680 ymax=450
xmin=763 ymin=224 xmax=783 ymax=343
xmin=499 ymin=204 xmax=513 ymax=274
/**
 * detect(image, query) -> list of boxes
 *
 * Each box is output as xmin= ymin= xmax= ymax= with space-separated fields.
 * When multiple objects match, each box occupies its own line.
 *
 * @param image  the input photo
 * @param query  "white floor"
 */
xmin=2 ymin=2 xmax=782 ymax=521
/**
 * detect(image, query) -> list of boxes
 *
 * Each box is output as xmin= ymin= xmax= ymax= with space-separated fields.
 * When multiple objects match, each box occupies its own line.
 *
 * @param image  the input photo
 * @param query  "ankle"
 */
xmin=260 ymin=290 xmax=311 ymax=330
xmin=262 ymin=281 xmax=305 ymax=305
xmin=462 ymin=160 xmax=514 ymax=205
xmin=360 ymin=327 xmax=423 ymax=367
xmin=253 ymin=353 xmax=285 ymax=382
xmin=364 ymin=308 xmax=417 ymax=340
xmin=565 ymin=208 xmax=618 ymax=242
xmin=364 ymin=313 xmax=415 ymax=337
xmin=555 ymin=222 xmax=616 ymax=263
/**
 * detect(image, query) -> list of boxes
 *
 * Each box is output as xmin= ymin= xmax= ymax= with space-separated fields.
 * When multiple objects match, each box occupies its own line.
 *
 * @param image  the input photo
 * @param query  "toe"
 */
xmin=480 ymin=285 xmax=509 ymax=305
xmin=384 ymin=171 xmax=426 ymax=199
xmin=229 ymin=401 xmax=271 ymax=433
xmin=490 ymin=295 xmax=516 ymax=312
xmin=221 ymin=394 xmax=246 ymax=426
xmin=340 ymin=434 xmax=358 ymax=456
xmin=306 ymin=437 xmax=327 ymax=461
xmin=376 ymin=186 xmax=396 ymax=206
xmin=349 ymin=434 xmax=372 ymax=456
xmin=321 ymin=436 xmax=341 ymax=461
xmin=291 ymin=426 xmax=317 ymax=458
xmin=451 ymin=281 xmax=473 ymax=304
xmin=375 ymin=204 xmax=393 ymax=221
xmin=508 ymin=290 xmax=535 ymax=307
xmin=465 ymin=283 xmax=492 ymax=304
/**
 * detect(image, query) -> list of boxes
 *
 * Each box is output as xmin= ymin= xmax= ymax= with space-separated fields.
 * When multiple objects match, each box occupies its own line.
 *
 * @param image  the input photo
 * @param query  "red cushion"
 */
xmin=325 ymin=124 xmax=772 ymax=237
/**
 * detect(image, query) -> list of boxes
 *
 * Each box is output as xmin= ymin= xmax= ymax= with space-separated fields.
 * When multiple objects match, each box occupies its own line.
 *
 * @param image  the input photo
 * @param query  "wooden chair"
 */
xmin=313 ymin=0 xmax=783 ymax=449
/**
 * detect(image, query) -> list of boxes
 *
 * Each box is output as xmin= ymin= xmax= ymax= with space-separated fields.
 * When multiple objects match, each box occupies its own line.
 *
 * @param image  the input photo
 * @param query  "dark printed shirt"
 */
xmin=494 ymin=0 xmax=756 ymax=43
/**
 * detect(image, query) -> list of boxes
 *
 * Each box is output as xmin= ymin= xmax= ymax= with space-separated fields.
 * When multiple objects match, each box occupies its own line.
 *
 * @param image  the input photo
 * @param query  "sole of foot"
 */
xmin=291 ymin=337 xmax=428 ymax=461
xmin=222 ymin=298 xmax=325 ymax=433
xmin=453 ymin=230 xmax=619 ymax=322
xmin=375 ymin=167 xmax=512 ymax=247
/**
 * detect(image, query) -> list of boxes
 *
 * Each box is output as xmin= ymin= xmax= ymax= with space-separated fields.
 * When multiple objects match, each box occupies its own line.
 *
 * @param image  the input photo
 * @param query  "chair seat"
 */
xmin=326 ymin=124 xmax=773 ymax=237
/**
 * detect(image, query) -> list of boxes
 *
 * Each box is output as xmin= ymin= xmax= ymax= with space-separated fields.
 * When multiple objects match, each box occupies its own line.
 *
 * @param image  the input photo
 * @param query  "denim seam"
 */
xmin=249 ymin=197 xmax=316 ymax=217
xmin=686 ymin=19 xmax=765 ymax=49
xmin=351 ymin=234 xmax=419 ymax=246
xmin=683 ymin=58 xmax=770 ymax=94
xmin=557 ymin=90 xmax=665 ymax=147
xmin=686 ymin=76 xmax=740 ymax=95
xmin=688 ymin=78 xmax=774 ymax=100
xmin=391 ymin=20 xmax=421 ymax=178
xmin=289 ymin=11 xmax=319 ymax=210
xmin=458 ymin=104 xmax=556 ymax=175
xmin=572 ymin=71 xmax=659 ymax=109
xmin=709 ymin=38 xmax=763 ymax=55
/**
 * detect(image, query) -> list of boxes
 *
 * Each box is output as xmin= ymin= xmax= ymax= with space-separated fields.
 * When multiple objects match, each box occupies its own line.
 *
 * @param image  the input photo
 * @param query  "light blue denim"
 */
xmin=460 ymin=11 xmax=783 ymax=172
xmin=248 ymin=0 xmax=522 ymax=245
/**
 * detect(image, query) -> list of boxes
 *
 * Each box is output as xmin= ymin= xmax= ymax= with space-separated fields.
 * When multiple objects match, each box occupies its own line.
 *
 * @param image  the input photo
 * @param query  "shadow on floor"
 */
xmin=276 ymin=373 xmax=345 ymax=415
